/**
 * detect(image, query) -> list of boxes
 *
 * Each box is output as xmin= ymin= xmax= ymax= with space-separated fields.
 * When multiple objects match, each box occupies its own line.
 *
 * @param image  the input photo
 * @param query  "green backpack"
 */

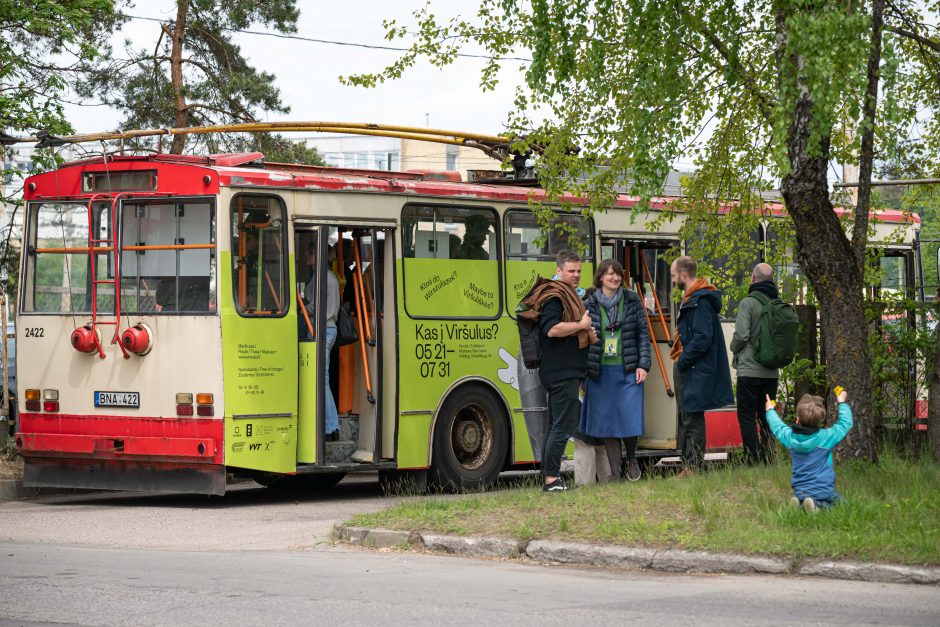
xmin=749 ymin=292 xmax=800 ymax=369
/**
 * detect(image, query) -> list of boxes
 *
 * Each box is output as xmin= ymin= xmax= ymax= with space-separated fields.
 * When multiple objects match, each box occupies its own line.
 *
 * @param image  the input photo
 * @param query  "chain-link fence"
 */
xmin=33 ymin=287 xmax=158 ymax=314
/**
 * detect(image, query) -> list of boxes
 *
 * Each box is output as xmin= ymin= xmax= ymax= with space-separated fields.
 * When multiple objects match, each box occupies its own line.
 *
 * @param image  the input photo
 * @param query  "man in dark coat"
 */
xmin=669 ymin=256 xmax=734 ymax=474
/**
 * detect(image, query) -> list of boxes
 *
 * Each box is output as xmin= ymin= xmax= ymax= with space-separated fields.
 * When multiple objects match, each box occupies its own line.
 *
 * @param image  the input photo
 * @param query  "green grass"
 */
xmin=350 ymin=452 xmax=940 ymax=566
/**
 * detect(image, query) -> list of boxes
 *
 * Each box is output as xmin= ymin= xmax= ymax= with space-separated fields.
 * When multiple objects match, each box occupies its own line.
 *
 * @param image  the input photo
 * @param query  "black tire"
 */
xmin=430 ymin=385 xmax=508 ymax=492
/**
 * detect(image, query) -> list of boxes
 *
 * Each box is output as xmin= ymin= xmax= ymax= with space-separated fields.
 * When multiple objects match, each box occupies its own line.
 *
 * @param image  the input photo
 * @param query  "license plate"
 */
xmin=94 ymin=391 xmax=140 ymax=408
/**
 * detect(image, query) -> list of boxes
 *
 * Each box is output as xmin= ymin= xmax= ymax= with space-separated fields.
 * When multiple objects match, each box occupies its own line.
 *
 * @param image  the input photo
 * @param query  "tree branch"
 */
xmin=885 ymin=24 xmax=940 ymax=54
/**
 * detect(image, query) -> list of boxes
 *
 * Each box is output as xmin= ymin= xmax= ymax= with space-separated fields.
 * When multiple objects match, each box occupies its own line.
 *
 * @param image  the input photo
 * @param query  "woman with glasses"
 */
xmin=579 ymin=259 xmax=651 ymax=481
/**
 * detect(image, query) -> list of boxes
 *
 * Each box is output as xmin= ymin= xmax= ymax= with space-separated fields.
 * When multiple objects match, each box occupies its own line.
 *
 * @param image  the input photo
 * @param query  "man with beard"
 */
xmin=669 ymin=256 xmax=734 ymax=475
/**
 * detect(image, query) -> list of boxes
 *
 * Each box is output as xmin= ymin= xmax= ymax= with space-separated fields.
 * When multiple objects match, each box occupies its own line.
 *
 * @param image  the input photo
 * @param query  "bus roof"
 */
xmin=24 ymin=152 xmax=920 ymax=226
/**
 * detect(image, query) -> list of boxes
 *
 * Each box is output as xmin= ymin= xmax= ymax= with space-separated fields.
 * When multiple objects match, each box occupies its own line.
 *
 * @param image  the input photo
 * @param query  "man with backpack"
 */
xmin=731 ymin=263 xmax=798 ymax=465
xmin=517 ymin=250 xmax=597 ymax=492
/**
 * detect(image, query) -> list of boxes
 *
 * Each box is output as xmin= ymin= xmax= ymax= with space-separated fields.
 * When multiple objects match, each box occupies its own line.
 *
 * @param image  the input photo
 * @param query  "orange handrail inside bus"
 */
xmin=264 ymin=270 xmax=282 ymax=311
xmin=350 ymin=239 xmax=374 ymax=403
xmin=633 ymin=275 xmax=674 ymax=398
xmin=639 ymin=249 xmax=672 ymax=345
xmin=296 ymin=290 xmax=314 ymax=339
xmin=352 ymin=240 xmax=373 ymax=344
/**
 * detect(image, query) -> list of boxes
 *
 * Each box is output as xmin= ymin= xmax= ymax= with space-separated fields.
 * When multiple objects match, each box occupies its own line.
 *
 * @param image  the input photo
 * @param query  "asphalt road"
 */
xmin=0 ymin=474 xmax=938 ymax=626
xmin=2 ymin=542 xmax=938 ymax=626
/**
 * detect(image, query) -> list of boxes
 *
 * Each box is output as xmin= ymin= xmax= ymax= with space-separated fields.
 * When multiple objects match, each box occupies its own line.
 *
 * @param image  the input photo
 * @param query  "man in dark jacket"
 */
xmin=731 ymin=263 xmax=780 ymax=465
xmin=670 ymin=256 xmax=734 ymax=474
xmin=538 ymin=250 xmax=597 ymax=492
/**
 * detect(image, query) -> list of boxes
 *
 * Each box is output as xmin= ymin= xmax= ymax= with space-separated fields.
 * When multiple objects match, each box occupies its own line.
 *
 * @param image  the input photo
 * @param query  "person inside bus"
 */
xmin=457 ymin=214 xmax=490 ymax=260
xmin=579 ymin=259 xmax=651 ymax=482
xmin=304 ymin=242 xmax=341 ymax=441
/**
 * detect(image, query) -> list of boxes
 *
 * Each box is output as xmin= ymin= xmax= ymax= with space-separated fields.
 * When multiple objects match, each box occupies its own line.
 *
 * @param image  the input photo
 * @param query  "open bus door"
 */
xmin=293 ymin=224 xmax=396 ymax=479
xmin=600 ymin=237 xmax=679 ymax=456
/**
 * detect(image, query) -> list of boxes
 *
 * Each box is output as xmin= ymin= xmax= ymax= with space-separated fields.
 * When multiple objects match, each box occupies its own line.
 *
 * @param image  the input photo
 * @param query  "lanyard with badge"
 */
xmin=602 ymin=297 xmax=624 ymax=358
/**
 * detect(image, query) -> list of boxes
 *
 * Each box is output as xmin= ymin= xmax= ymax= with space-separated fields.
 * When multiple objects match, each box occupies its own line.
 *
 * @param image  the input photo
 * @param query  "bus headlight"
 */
xmin=121 ymin=322 xmax=153 ymax=356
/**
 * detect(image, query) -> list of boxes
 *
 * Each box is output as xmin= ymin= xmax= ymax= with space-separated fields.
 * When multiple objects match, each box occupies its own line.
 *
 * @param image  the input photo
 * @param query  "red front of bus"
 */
xmin=15 ymin=157 xmax=228 ymax=494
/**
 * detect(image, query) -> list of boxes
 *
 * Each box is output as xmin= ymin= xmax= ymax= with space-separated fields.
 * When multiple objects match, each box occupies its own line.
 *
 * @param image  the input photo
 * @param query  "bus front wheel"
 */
xmin=431 ymin=385 xmax=508 ymax=492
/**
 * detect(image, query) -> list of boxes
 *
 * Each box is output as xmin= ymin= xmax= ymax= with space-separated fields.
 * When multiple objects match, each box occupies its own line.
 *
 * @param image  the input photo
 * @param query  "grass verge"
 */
xmin=349 ymin=451 xmax=940 ymax=566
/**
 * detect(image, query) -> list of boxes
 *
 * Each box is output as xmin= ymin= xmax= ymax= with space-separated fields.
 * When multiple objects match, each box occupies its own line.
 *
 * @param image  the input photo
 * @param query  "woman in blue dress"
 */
xmin=580 ymin=259 xmax=651 ymax=481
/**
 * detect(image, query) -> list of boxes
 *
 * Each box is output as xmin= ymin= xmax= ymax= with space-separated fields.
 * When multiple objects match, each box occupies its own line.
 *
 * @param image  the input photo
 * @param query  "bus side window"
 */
xmin=401 ymin=204 xmax=501 ymax=319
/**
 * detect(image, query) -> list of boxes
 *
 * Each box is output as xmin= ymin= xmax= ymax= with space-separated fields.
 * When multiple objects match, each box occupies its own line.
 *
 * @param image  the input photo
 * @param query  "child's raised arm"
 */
xmin=764 ymin=394 xmax=796 ymax=448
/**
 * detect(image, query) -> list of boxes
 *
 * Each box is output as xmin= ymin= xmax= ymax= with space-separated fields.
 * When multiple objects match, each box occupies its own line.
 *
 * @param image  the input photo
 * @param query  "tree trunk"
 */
xmin=794 ymin=304 xmax=820 ymax=400
xmin=780 ymin=95 xmax=877 ymax=462
xmin=169 ymin=1 xmax=189 ymax=154
xmin=850 ymin=0 xmax=885 ymax=267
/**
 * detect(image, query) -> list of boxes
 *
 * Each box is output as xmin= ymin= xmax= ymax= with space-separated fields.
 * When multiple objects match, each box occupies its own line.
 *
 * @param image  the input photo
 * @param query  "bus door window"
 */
xmin=765 ymin=223 xmax=802 ymax=301
xmin=231 ymin=195 xmax=287 ymax=317
xmin=23 ymin=201 xmax=111 ymax=314
xmin=120 ymin=199 xmax=216 ymax=313
xmin=295 ymin=231 xmax=320 ymax=340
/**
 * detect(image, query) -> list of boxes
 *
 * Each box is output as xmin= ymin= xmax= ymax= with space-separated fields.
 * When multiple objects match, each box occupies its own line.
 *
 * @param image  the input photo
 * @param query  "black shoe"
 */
xmin=542 ymin=478 xmax=569 ymax=493
xmin=626 ymin=460 xmax=641 ymax=482
xmin=325 ymin=430 xmax=339 ymax=442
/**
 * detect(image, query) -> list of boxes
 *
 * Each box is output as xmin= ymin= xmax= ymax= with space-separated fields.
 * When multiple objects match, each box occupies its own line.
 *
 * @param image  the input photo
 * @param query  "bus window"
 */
xmin=22 ymin=201 xmax=112 ymax=314
xmin=504 ymin=210 xmax=593 ymax=261
xmin=231 ymin=195 xmax=287 ymax=317
xmin=503 ymin=209 xmax=594 ymax=307
xmin=686 ymin=222 xmax=762 ymax=317
xmin=120 ymin=199 xmax=216 ymax=313
xmin=401 ymin=204 xmax=501 ymax=319
xmin=766 ymin=223 xmax=802 ymax=301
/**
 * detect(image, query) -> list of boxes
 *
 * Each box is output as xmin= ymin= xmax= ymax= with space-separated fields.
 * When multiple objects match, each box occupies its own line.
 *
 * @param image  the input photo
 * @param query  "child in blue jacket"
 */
xmin=764 ymin=389 xmax=853 ymax=512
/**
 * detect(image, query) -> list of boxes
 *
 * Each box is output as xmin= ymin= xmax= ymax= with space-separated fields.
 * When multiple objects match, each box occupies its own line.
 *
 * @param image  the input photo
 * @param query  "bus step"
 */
xmin=338 ymin=414 xmax=359 ymax=442
xmin=326 ymin=440 xmax=357 ymax=464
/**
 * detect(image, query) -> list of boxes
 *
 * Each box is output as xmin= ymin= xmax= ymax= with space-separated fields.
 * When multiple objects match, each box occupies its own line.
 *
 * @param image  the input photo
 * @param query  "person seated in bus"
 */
xmin=153 ymin=277 xmax=176 ymax=312
xmin=579 ymin=259 xmax=650 ymax=482
xmin=303 ymin=242 xmax=341 ymax=441
xmin=764 ymin=388 xmax=853 ymax=512
xmin=155 ymin=277 xmax=210 ymax=312
xmin=457 ymin=214 xmax=490 ymax=260
xmin=448 ymin=233 xmax=461 ymax=259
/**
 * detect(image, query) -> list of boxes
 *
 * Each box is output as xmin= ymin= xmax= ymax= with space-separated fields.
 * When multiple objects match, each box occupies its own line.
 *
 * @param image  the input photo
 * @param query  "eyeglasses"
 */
xmin=605 ymin=321 xmax=622 ymax=331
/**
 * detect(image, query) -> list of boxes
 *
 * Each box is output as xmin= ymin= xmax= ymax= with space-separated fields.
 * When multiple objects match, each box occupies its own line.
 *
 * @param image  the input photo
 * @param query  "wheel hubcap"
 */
xmin=450 ymin=404 xmax=492 ymax=470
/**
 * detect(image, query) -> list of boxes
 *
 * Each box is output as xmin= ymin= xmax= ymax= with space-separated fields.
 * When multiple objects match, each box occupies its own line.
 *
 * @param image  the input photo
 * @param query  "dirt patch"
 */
xmin=0 ymin=458 xmax=23 ymax=481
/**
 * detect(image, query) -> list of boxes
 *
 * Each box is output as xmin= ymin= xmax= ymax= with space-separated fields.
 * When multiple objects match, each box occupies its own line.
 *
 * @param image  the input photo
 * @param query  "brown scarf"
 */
xmin=669 ymin=278 xmax=717 ymax=361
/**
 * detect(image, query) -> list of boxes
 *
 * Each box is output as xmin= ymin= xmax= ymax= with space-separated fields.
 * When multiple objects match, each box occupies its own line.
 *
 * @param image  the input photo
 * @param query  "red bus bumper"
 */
xmin=16 ymin=413 xmax=226 ymax=495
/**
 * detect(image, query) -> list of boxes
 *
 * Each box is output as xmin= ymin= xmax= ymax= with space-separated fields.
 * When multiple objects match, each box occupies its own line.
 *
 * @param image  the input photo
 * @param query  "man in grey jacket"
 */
xmin=731 ymin=263 xmax=779 ymax=465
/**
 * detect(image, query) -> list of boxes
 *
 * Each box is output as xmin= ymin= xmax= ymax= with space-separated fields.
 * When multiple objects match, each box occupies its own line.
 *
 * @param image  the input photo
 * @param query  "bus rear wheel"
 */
xmin=431 ymin=385 xmax=508 ymax=492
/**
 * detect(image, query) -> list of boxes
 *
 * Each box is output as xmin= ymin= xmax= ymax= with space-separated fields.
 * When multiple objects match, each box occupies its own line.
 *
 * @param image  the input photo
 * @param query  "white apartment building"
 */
xmin=303 ymin=134 xmax=503 ymax=180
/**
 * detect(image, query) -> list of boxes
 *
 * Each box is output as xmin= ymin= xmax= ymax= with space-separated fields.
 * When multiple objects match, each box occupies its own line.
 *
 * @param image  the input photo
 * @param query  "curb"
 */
xmin=334 ymin=524 xmax=940 ymax=586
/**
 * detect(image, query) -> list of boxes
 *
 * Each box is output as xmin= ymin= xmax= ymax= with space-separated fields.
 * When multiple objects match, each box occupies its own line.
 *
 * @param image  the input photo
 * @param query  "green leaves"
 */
xmin=74 ymin=0 xmax=321 ymax=161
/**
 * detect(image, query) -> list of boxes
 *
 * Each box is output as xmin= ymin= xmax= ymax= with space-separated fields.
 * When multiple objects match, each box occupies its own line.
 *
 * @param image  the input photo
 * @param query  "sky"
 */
xmin=64 ymin=1 xmax=527 ymax=138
